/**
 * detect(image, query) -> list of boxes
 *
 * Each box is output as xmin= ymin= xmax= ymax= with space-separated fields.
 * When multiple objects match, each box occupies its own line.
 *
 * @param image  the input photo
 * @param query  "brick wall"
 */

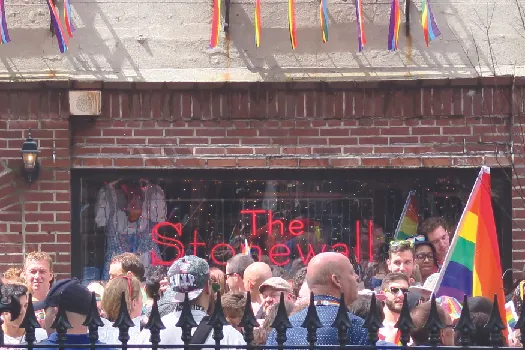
xmin=0 ymin=78 xmax=524 ymax=277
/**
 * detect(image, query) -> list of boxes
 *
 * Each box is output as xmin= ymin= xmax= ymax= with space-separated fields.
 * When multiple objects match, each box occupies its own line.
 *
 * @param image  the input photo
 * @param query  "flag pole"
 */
xmin=431 ymin=166 xmax=490 ymax=294
xmin=394 ymin=191 xmax=415 ymax=240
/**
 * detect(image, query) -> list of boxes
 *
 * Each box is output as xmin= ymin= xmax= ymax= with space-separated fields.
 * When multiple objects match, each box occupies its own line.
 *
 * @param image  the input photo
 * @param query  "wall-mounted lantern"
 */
xmin=21 ymin=128 xmax=39 ymax=184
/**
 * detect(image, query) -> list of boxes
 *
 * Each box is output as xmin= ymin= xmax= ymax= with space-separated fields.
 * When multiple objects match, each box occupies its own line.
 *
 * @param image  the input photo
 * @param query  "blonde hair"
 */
xmin=102 ymin=276 xmax=141 ymax=322
xmin=24 ymin=252 xmax=53 ymax=272
xmin=3 ymin=268 xmax=25 ymax=284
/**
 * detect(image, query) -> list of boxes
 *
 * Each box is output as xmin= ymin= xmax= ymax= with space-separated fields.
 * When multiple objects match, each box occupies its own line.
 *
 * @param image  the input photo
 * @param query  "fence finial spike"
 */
xmin=454 ymin=294 xmax=474 ymax=346
xmin=484 ymin=293 xmax=505 ymax=346
xmin=238 ymin=291 xmax=258 ymax=345
xmin=113 ymin=291 xmax=134 ymax=345
xmin=175 ymin=292 xmax=198 ymax=345
xmin=363 ymin=293 xmax=383 ymax=345
xmin=144 ymin=294 xmax=165 ymax=345
xmin=300 ymin=292 xmax=322 ymax=347
xmin=331 ymin=293 xmax=351 ymax=346
xmin=19 ymin=293 xmax=40 ymax=346
xmin=424 ymin=294 xmax=444 ymax=346
xmin=271 ymin=292 xmax=292 ymax=346
xmin=52 ymin=295 xmax=72 ymax=344
xmin=83 ymin=292 xmax=104 ymax=344
xmin=207 ymin=291 xmax=228 ymax=344
xmin=394 ymin=292 xmax=414 ymax=346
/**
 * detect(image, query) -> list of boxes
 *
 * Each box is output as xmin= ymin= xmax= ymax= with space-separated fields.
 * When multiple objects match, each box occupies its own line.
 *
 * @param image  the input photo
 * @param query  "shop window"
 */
xmin=73 ymin=169 xmax=511 ymax=284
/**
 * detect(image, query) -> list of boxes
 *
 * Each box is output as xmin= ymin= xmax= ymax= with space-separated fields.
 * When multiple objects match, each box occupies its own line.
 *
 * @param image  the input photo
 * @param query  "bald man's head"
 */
xmin=306 ymin=252 xmax=358 ymax=307
xmin=243 ymin=262 xmax=272 ymax=294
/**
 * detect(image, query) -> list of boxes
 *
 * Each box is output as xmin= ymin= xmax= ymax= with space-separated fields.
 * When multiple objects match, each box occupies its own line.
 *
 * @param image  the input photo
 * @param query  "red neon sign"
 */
xmin=151 ymin=209 xmax=351 ymax=267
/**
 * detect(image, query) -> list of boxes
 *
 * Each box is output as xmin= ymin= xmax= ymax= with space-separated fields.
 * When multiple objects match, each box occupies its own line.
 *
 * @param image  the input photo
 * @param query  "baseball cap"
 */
xmin=168 ymin=255 xmax=209 ymax=303
xmin=408 ymin=272 xmax=440 ymax=298
xmin=33 ymin=278 xmax=92 ymax=315
xmin=259 ymin=277 xmax=292 ymax=294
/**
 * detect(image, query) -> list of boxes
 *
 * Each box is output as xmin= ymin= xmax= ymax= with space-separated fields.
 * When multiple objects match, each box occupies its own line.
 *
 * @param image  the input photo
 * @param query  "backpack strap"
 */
xmin=190 ymin=316 xmax=213 ymax=345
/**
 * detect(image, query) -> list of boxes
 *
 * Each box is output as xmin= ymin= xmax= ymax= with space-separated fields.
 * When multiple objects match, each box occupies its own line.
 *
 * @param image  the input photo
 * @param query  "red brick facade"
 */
xmin=0 ymin=78 xmax=522 ymax=278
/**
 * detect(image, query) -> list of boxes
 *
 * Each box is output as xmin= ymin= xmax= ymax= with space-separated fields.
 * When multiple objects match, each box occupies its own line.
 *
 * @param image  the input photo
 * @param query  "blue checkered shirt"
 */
xmin=266 ymin=295 xmax=369 ymax=347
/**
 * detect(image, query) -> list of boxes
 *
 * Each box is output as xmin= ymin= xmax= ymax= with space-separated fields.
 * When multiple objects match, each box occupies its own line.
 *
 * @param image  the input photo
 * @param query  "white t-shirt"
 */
xmin=3 ymin=328 xmax=47 ymax=344
xmin=98 ymin=316 xmax=143 ymax=344
xmin=135 ymin=309 xmax=245 ymax=350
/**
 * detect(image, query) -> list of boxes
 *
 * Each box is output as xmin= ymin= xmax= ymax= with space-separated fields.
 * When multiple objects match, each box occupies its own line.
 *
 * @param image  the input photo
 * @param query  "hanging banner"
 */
xmin=254 ymin=0 xmax=261 ymax=47
xmin=64 ymin=0 xmax=76 ymax=37
xmin=288 ymin=0 xmax=297 ymax=49
xmin=421 ymin=0 xmax=440 ymax=46
xmin=210 ymin=0 xmax=221 ymax=47
xmin=387 ymin=0 xmax=400 ymax=51
xmin=355 ymin=0 xmax=365 ymax=51
xmin=47 ymin=0 xmax=68 ymax=53
xmin=0 ymin=0 xmax=10 ymax=45
xmin=319 ymin=0 xmax=328 ymax=42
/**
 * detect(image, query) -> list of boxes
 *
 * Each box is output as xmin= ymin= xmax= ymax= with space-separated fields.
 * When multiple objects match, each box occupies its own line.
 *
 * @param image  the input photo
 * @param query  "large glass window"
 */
xmin=73 ymin=169 xmax=511 ymax=284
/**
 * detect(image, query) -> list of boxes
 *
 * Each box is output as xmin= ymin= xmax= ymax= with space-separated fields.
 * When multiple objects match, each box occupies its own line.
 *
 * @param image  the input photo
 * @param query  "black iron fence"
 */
xmin=0 ymin=290 xmax=522 ymax=349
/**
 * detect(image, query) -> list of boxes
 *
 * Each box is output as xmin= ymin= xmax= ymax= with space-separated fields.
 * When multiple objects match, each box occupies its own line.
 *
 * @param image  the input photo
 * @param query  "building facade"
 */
xmin=0 ymin=78 xmax=522 ymax=284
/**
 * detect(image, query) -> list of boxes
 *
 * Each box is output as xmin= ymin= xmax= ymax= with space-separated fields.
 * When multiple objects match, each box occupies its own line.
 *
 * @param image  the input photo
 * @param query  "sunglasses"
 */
xmin=387 ymin=287 xmax=409 ymax=295
xmin=406 ymin=235 xmax=426 ymax=244
xmin=389 ymin=240 xmax=413 ymax=248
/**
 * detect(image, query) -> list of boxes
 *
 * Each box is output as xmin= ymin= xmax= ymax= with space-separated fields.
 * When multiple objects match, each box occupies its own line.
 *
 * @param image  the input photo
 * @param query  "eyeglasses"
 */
xmin=226 ymin=272 xmax=242 ymax=278
xmin=386 ymin=287 xmax=409 ymax=295
xmin=415 ymin=253 xmax=434 ymax=261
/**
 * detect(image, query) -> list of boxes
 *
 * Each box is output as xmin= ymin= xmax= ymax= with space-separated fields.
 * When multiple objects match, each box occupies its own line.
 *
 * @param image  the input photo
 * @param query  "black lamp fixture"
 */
xmin=21 ymin=128 xmax=39 ymax=184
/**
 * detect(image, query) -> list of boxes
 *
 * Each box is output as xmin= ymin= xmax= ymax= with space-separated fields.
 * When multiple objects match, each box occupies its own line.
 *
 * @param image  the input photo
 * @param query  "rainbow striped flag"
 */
xmin=254 ymin=0 xmax=261 ymax=47
xmin=387 ymin=0 xmax=400 ymax=51
xmin=0 ymin=0 xmax=10 ymax=45
xmin=433 ymin=167 xmax=507 ymax=330
xmin=47 ymin=0 xmax=68 ymax=53
xmin=505 ymin=300 xmax=518 ymax=328
xmin=354 ymin=0 xmax=366 ymax=51
xmin=319 ymin=0 xmax=328 ymax=43
xmin=394 ymin=191 xmax=419 ymax=240
xmin=210 ymin=0 xmax=221 ymax=48
xmin=421 ymin=0 xmax=440 ymax=46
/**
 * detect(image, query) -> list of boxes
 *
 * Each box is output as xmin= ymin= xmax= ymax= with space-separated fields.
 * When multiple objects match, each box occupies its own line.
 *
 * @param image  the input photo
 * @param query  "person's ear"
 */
xmin=386 ymin=259 xmax=391 ymax=266
xmin=204 ymin=281 xmax=211 ymax=295
xmin=331 ymin=274 xmax=341 ymax=290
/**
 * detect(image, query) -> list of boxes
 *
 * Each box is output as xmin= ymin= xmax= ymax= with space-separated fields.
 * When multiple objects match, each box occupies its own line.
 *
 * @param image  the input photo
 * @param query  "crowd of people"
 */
xmin=0 ymin=216 xmax=523 ymax=348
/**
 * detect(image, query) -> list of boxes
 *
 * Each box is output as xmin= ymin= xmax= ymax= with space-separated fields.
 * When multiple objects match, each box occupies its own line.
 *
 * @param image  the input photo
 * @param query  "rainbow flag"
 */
xmin=394 ymin=191 xmax=419 ymax=240
xmin=433 ymin=167 xmax=507 ymax=331
xmin=64 ymin=0 xmax=76 ymax=38
xmin=421 ymin=0 xmax=440 ymax=46
xmin=354 ymin=0 xmax=366 ymax=51
xmin=319 ymin=0 xmax=328 ymax=42
xmin=210 ymin=0 xmax=221 ymax=48
xmin=505 ymin=300 xmax=518 ymax=328
xmin=47 ymin=0 xmax=68 ymax=53
xmin=387 ymin=0 xmax=400 ymax=51
xmin=288 ymin=0 xmax=297 ymax=49
xmin=254 ymin=0 xmax=261 ymax=47
xmin=242 ymin=238 xmax=251 ymax=255
xmin=0 ymin=0 xmax=10 ymax=45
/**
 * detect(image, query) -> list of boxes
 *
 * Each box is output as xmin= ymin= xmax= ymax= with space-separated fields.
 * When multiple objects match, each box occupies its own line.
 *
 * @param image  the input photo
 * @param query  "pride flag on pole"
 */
xmin=433 ymin=167 xmax=507 ymax=329
xmin=394 ymin=191 xmax=419 ymax=240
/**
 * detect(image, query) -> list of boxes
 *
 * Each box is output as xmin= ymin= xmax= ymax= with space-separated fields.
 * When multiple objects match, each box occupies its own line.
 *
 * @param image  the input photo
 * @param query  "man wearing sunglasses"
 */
xmin=225 ymin=254 xmax=254 ymax=293
xmin=379 ymin=272 xmax=410 ymax=343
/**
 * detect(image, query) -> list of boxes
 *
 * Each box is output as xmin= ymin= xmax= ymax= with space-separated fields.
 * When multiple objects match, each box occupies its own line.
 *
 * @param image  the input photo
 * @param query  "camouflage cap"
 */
xmin=168 ymin=255 xmax=210 ymax=303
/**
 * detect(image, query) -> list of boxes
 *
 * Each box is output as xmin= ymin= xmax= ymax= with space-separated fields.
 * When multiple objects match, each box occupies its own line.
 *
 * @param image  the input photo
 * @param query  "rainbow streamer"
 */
xmin=421 ymin=0 xmax=440 ymax=46
xmin=0 ymin=0 xmax=10 ymax=44
xmin=288 ymin=0 xmax=297 ymax=49
xmin=47 ymin=0 xmax=68 ymax=53
xmin=354 ymin=0 xmax=365 ymax=51
xmin=387 ymin=0 xmax=400 ymax=51
xmin=434 ymin=166 xmax=508 ymax=334
xmin=319 ymin=0 xmax=328 ymax=43
xmin=242 ymin=238 xmax=251 ymax=255
xmin=64 ymin=0 xmax=76 ymax=38
xmin=394 ymin=191 xmax=419 ymax=240
xmin=254 ymin=0 xmax=261 ymax=47
xmin=210 ymin=0 xmax=221 ymax=48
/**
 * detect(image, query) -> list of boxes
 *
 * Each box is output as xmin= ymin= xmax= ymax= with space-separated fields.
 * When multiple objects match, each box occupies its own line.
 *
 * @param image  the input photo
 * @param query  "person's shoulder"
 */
xmin=222 ymin=325 xmax=246 ymax=345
